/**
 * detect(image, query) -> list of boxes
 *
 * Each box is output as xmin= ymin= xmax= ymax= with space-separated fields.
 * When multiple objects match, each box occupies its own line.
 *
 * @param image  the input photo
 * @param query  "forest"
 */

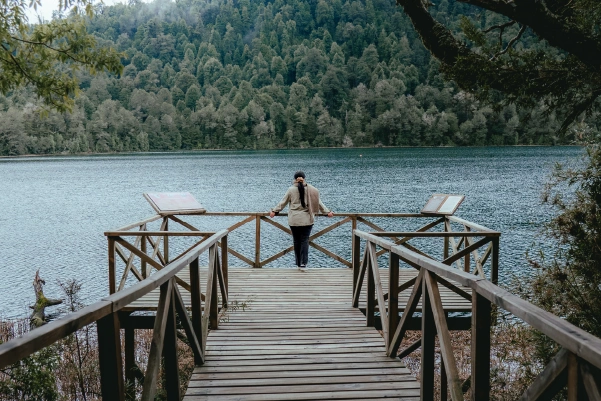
xmin=0 ymin=0 xmax=595 ymax=155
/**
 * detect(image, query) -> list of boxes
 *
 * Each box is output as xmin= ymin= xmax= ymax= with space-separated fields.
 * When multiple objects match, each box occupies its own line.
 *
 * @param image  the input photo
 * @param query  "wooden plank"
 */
xmin=184 ymin=389 xmax=420 ymax=401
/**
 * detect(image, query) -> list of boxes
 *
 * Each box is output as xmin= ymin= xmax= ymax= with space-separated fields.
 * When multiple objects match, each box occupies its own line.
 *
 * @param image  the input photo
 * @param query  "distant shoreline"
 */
xmin=0 ymin=144 xmax=584 ymax=160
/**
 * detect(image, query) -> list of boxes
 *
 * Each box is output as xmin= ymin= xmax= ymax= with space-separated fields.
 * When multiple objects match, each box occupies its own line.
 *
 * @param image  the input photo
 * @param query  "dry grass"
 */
xmin=0 ymin=316 xmax=195 ymax=401
xmin=397 ymin=321 xmax=543 ymax=400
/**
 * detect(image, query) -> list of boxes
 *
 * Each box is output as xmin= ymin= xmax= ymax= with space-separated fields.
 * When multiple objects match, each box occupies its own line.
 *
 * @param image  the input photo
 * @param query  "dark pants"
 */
xmin=290 ymin=225 xmax=313 ymax=267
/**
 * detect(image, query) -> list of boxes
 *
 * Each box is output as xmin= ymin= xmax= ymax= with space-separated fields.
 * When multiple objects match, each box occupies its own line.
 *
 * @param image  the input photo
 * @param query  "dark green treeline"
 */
xmin=0 ymin=0 xmax=571 ymax=155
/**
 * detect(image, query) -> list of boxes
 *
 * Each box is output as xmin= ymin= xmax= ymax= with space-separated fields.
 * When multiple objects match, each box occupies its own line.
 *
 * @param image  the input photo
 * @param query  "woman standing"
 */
xmin=269 ymin=171 xmax=334 ymax=269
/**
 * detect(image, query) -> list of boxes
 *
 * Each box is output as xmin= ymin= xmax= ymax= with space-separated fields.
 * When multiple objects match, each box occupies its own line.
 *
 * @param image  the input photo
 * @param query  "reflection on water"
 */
xmin=0 ymin=147 xmax=582 ymax=318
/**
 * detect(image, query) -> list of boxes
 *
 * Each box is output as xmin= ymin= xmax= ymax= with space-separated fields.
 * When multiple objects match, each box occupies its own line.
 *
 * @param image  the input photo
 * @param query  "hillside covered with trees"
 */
xmin=0 ymin=0 xmax=593 ymax=155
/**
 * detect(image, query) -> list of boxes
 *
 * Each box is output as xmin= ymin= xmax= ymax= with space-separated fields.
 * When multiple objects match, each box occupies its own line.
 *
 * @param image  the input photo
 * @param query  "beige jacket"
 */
xmin=272 ymin=183 xmax=330 ymax=226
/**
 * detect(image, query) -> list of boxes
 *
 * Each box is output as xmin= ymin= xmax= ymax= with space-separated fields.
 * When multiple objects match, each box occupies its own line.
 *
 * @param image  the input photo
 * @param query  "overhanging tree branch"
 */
xmin=455 ymin=0 xmax=601 ymax=69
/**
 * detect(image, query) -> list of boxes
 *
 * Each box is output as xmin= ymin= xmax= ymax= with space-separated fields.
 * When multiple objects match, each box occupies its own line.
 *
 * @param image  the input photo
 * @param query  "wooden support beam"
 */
xmin=108 ymin=237 xmax=116 ymax=294
xmin=173 ymin=285 xmax=203 ymax=365
xmin=221 ymin=235 xmax=228 ymax=293
xmin=471 ymin=291 xmax=491 ymax=401
xmin=581 ymin=362 xmax=601 ymax=401
xmin=568 ymin=352 xmax=578 ymax=401
xmin=388 ymin=252 xmax=400 ymax=351
xmin=442 ymin=237 xmax=491 ymax=267
xmin=261 ymin=215 xmax=292 ymax=234
xmin=254 ymin=215 xmax=261 ymax=268
xmin=189 ymin=256 xmax=204 ymax=364
xmin=227 ymin=246 xmax=255 ymax=267
xmin=389 ymin=269 xmax=424 ymax=357
xmin=421 ymin=273 xmax=435 ymax=401
xmin=124 ymin=324 xmax=136 ymax=401
xmin=384 ymin=276 xmax=416 ymax=301
xmin=398 ymin=338 xmax=421 ymax=359
xmin=370 ymin=246 xmax=388 ymax=344
xmin=141 ymin=279 xmax=173 ymax=401
xmin=163 ymin=290 xmax=180 ymax=401
xmin=309 ymin=241 xmax=352 ymax=267
xmin=366 ymin=244 xmax=376 ymax=328
xmin=518 ymin=348 xmax=568 ymax=401
xmin=352 ymin=247 xmax=368 ymax=308
xmin=97 ymin=312 xmax=125 ymax=401
xmin=163 ymin=217 xmax=169 ymax=264
xmin=424 ymin=271 xmax=463 ymax=400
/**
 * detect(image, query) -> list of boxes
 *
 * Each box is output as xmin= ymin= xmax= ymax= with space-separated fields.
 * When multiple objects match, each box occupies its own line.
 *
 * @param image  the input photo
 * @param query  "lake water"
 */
xmin=0 ymin=147 xmax=582 ymax=318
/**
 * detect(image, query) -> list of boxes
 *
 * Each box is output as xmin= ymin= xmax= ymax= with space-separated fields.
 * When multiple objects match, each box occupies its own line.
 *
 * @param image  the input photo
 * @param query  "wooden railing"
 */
xmin=107 ymin=213 xmax=500 ymax=294
xmin=353 ymin=229 xmax=601 ymax=401
xmin=0 ymin=229 xmax=229 ymax=401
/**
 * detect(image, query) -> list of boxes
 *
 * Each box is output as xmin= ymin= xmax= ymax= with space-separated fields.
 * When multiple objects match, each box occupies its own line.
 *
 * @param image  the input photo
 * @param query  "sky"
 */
xmin=27 ymin=0 xmax=136 ymax=22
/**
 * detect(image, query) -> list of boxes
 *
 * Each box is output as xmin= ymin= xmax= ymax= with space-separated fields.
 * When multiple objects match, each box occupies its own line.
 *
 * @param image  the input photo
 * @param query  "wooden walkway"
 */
xmin=125 ymin=267 xmax=472 ymax=313
xmin=180 ymin=268 xmax=434 ymax=400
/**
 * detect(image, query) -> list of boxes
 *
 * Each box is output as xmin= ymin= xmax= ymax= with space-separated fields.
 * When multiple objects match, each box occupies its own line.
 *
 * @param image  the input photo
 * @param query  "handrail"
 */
xmin=0 ymin=229 xmax=229 ymax=401
xmin=108 ymin=212 xmax=498 ymax=279
xmin=353 ymin=229 xmax=601 ymax=400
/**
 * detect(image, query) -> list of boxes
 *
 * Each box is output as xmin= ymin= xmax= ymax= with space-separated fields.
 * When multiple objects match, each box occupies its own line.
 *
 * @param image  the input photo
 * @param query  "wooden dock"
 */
xmin=3 ymin=214 xmax=601 ymax=401
xmin=183 ymin=268 xmax=421 ymax=400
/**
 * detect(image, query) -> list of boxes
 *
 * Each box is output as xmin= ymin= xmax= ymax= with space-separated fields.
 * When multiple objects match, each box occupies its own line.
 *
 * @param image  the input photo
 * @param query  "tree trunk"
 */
xmin=30 ymin=270 xmax=62 ymax=328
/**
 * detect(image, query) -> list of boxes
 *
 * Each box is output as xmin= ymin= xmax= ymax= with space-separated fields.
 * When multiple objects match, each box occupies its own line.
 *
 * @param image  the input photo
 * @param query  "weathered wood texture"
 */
xmin=123 ymin=267 xmax=472 ymax=313
xmin=182 ymin=268 xmax=420 ymax=400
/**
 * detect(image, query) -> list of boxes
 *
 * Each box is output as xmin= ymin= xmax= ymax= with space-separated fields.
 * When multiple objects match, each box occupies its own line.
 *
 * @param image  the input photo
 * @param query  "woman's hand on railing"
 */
xmin=327 ymin=211 xmax=334 ymax=218
xmin=269 ymin=211 xmax=275 ymax=218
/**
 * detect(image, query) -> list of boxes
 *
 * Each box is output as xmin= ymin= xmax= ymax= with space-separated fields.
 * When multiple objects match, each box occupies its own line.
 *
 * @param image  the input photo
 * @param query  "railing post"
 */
xmin=421 ymin=272 xmax=435 ymax=401
xmin=491 ymin=237 xmax=499 ymax=284
xmin=366 ymin=243 xmax=375 ymax=327
xmin=352 ymin=221 xmax=360 ymax=290
xmin=471 ymin=290 xmax=491 ymax=401
xmin=210 ymin=245 xmax=219 ymax=329
xmin=163 ymin=217 xmax=169 ymax=264
xmin=387 ymin=252 xmax=399 ymax=351
xmin=190 ymin=256 xmax=204 ymax=363
xmin=164 ymin=289 xmax=181 ymax=400
xmin=567 ymin=352 xmax=578 ymax=401
xmin=141 ymin=224 xmax=147 ymax=278
xmin=254 ymin=215 xmax=261 ymax=268
xmin=124 ymin=323 xmax=135 ymax=401
xmin=221 ymin=235 xmax=228 ymax=293
xmin=108 ymin=236 xmax=116 ymax=294
xmin=443 ymin=224 xmax=449 ymax=260
xmin=97 ymin=312 xmax=125 ymax=401
xmin=464 ymin=229 xmax=471 ymax=273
